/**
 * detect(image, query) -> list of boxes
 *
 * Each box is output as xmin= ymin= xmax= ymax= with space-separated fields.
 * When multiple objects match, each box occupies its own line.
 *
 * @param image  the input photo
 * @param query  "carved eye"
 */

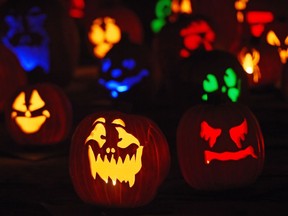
xmin=285 ymin=36 xmax=288 ymax=46
xmin=266 ymin=30 xmax=281 ymax=47
xmin=85 ymin=117 xmax=106 ymax=148
xmin=229 ymin=119 xmax=247 ymax=149
xmin=200 ymin=121 xmax=222 ymax=148
xmin=203 ymin=74 xmax=218 ymax=93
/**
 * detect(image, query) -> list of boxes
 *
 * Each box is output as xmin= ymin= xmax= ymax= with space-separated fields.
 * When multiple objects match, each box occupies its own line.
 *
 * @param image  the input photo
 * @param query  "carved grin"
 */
xmin=204 ymin=146 xmax=257 ymax=164
xmin=14 ymin=115 xmax=48 ymax=134
xmin=88 ymin=145 xmax=143 ymax=187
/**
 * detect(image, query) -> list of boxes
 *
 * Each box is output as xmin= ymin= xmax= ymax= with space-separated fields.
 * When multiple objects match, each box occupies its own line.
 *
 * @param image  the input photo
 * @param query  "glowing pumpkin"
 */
xmin=5 ymin=83 xmax=73 ymax=145
xmin=69 ymin=111 xmax=171 ymax=207
xmin=85 ymin=4 xmax=144 ymax=60
xmin=0 ymin=0 xmax=79 ymax=86
xmin=177 ymin=102 xmax=265 ymax=190
xmin=0 ymin=44 xmax=27 ymax=112
xmin=175 ymin=50 xmax=249 ymax=110
xmin=97 ymin=39 xmax=156 ymax=111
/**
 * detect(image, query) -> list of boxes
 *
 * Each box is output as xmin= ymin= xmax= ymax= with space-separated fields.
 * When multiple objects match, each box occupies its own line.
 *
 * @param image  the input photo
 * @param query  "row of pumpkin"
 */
xmin=1 ymin=79 xmax=264 ymax=208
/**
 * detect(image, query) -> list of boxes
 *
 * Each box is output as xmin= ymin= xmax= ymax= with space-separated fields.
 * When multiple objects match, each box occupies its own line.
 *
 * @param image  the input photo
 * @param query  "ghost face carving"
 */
xmin=85 ymin=117 xmax=143 ymax=187
xmin=177 ymin=103 xmax=265 ymax=190
xmin=11 ymin=89 xmax=50 ymax=134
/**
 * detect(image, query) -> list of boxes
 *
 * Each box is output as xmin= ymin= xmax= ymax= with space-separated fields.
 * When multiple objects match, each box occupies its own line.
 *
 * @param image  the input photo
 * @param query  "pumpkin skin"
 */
xmin=5 ymin=83 xmax=73 ymax=145
xmin=69 ymin=111 xmax=170 ymax=207
xmin=177 ymin=103 xmax=265 ymax=190
xmin=0 ymin=0 xmax=79 ymax=86
xmin=0 ymin=44 xmax=27 ymax=112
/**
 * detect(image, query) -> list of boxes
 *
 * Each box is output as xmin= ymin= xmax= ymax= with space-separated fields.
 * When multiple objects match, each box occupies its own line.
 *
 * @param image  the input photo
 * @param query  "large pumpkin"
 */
xmin=0 ymin=0 xmax=79 ymax=86
xmin=5 ymin=83 xmax=73 ymax=145
xmin=69 ymin=111 xmax=170 ymax=207
xmin=177 ymin=102 xmax=265 ymax=190
xmin=0 ymin=44 xmax=27 ymax=112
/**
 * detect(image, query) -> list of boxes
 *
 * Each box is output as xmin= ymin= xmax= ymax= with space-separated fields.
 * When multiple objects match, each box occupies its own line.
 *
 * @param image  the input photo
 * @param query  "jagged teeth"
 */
xmin=88 ymin=146 xmax=143 ymax=188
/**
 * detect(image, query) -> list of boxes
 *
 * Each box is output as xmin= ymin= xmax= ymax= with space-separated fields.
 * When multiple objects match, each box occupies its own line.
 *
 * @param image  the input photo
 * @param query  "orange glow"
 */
xmin=171 ymin=0 xmax=192 ymax=14
xmin=266 ymin=31 xmax=288 ymax=64
xmin=88 ymin=17 xmax=121 ymax=59
xmin=239 ymin=48 xmax=261 ymax=83
xmin=234 ymin=0 xmax=249 ymax=23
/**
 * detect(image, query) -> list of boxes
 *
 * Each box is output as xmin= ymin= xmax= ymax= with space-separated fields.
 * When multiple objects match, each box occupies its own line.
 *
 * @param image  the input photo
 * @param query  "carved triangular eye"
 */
xmin=29 ymin=90 xmax=45 ymax=111
xmin=229 ymin=119 xmax=247 ymax=149
xmin=266 ymin=30 xmax=281 ymax=46
xmin=200 ymin=121 xmax=222 ymax=148
xmin=12 ymin=91 xmax=27 ymax=112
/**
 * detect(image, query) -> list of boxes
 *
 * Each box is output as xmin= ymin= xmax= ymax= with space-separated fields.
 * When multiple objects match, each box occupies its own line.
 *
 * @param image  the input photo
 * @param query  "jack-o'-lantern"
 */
xmin=177 ymin=103 xmax=265 ymax=190
xmin=5 ymin=83 xmax=73 ymax=145
xmin=97 ymin=39 xmax=156 ymax=110
xmin=0 ymin=44 xmax=27 ymax=112
xmin=175 ymin=50 xmax=249 ymax=110
xmin=85 ymin=4 xmax=143 ymax=60
xmin=0 ymin=0 xmax=79 ymax=86
xmin=151 ymin=0 xmax=192 ymax=33
xmin=69 ymin=111 xmax=170 ymax=207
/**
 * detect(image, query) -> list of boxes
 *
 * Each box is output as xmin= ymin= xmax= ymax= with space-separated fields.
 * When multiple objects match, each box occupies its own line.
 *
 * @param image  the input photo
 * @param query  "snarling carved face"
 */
xmin=1 ymin=6 xmax=50 ymax=73
xmin=88 ymin=17 xmax=121 ymax=59
xmin=266 ymin=30 xmax=288 ymax=64
xmin=85 ymin=117 xmax=143 ymax=187
xmin=11 ymin=89 xmax=50 ymax=134
xmin=200 ymin=118 xmax=257 ymax=164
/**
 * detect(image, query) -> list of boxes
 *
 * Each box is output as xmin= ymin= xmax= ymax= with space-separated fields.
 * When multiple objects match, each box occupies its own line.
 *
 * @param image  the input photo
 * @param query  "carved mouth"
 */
xmin=14 ymin=116 xmax=48 ymax=134
xmin=88 ymin=145 xmax=143 ymax=187
xmin=204 ymin=146 xmax=257 ymax=164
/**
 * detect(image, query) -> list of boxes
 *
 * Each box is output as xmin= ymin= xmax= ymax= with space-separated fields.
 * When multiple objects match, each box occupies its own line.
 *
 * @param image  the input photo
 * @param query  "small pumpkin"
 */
xmin=0 ymin=44 xmax=27 ymax=112
xmin=5 ymin=83 xmax=73 ymax=145
xmin=69 ymin=111 xmax=170 ymax=207
xmin=177 ymin=102 xmax=265 ymax=190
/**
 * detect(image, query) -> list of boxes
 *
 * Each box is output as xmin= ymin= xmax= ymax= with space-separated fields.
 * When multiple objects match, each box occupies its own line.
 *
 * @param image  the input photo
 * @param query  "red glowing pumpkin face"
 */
xmin=177 ymin=103 xmax=265 ymax=190
xmin=5 ymin=83 xmax=73 ymax=145
xmin=70 ymin=111 xmax=170 ymax=207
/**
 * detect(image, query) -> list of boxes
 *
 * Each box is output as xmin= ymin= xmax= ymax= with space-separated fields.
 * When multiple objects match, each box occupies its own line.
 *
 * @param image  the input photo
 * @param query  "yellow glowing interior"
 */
xmin=266 ymin=30 xmax=280 ymax=46
xmin=234 ymin=0 xmax=249 ymax=11
xmin=171 ymin=0 xmax=192 ymax=14
xmin=85 ymin=117 xmax=143 ymax=187
xmin=88 ymin=17 xmax=121 ymax=59
xmin=240 ymin=48 xmax=261 ymax=83
xmin=11 ymin=90 xmax=50 ymax=134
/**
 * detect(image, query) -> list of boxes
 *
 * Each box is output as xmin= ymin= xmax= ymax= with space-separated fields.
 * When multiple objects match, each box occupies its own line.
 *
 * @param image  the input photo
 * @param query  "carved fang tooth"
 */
xmin=88 ymin=146 xmax=97 ymax=179
xmin=124 ymin=154 xmax=130 ymax=165
xmin=128 ymin=176 xmax=135 ymax=188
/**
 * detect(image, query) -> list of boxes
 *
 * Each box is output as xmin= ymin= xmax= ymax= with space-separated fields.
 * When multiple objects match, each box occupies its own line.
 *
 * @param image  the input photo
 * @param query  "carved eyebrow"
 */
xmin=200 ymin=121 xmax=222 ymax=148
xmin=112 ymin=118 xmax=125 ymax=127
xmin=92 ymin=117 xmax=106 ymax=125
xmin=229 ymin=118 xmax=248 ymax=149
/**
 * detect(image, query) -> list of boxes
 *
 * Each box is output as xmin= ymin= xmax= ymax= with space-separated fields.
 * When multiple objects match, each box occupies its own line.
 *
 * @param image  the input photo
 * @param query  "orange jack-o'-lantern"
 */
xmin=85 ymin=4 xmax=143 ymax=60
xmin=177 ymin=103 xmax=265 ymax=190
xmin=5 ymin=83 xmax=73 ymax=145
xmin=0 ymin=44 xmax=27 ymax=112
xmin=70 ymin=111 xmax=170 ymax=207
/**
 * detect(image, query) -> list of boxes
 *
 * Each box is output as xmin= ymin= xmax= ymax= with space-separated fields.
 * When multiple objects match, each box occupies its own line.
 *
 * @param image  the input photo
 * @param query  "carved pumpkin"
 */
xmin=0 ymin=44 xmax=27 ymax=112
xmin=175 ymin=50 xmax=249 ymax=110
xmin=0 ymin=0 xmax=79 ymax=86
xmin=177 ymin=102 xmax=265 ymax=190
xmin=97 ymin=39 xmax=156 ymax=110
xmin=85 ymin=4 xmax=144 ymax=60
xmin=69 ymin=111 xmax=171 ymax=207
xmin=5 ymin=83 xmax=73 ymax=145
